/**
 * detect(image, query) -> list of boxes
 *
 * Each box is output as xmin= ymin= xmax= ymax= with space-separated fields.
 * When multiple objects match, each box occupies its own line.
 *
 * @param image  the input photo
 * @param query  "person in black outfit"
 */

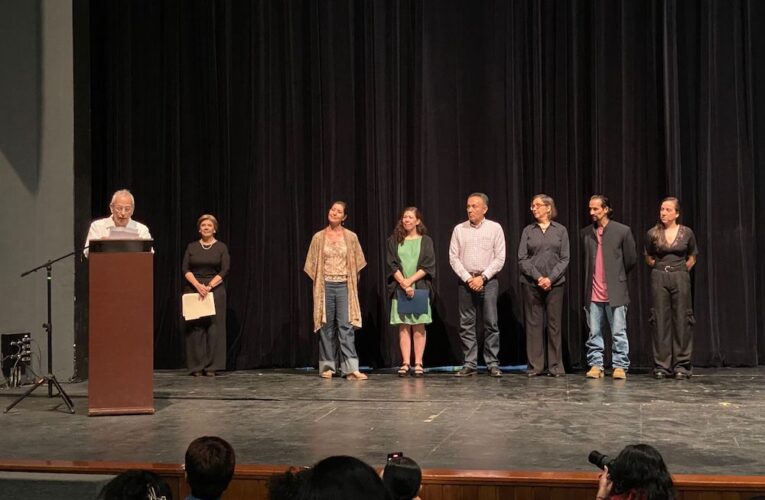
xmin=518 ymin=194 xmax=570 ymax=377
xmin=644 ymin=197 xmax=697 ymax=380
xmin=183 ymin=214 xmax=230 ymax=377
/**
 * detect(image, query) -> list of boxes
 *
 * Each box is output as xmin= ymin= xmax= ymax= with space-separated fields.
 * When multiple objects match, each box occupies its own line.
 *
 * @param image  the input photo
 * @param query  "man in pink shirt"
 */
xmin=449 ymin=193 xmax=506 ymax=377
xmin=580 ymin=195 xmax=637 ymax=379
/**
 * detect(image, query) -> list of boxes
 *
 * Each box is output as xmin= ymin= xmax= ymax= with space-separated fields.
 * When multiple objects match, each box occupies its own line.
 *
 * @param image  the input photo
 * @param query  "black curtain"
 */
xmin=78 ymin=0 xmax=764 ymax=372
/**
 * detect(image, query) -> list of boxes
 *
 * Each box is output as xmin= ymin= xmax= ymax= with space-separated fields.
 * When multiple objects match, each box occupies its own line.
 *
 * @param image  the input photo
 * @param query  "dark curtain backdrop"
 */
xmin=78 ymin=0 xmax=764 ymax=372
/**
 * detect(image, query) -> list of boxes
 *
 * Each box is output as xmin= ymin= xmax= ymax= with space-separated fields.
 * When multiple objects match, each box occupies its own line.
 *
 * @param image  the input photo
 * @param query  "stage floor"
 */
xmin=1 ymin=367 xmax=765 ymax=475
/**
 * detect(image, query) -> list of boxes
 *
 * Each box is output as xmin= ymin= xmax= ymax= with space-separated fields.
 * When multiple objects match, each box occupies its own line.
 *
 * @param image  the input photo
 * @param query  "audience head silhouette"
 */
xmin=608 ymin=444 xmax=674 ymax=500
xmin=268 ymin=455 xmax=391 ymax=500
xmin=383 ymin=455 xmax=422 ymax=500
xmin=97 ymin=470 xmax=172 ymax=500
xmin=185 ymin=436 xmax=236 ymax=500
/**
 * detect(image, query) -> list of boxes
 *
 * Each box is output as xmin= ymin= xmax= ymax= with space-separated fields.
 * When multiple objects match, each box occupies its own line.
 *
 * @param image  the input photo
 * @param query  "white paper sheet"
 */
xmin=182 ymin=292 xmax=216 ymax=320
xmin=107 ymin=226 xmax=140 ymax=239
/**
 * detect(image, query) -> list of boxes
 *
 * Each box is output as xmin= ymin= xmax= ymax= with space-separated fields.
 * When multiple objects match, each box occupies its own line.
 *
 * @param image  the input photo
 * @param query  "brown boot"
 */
xmin=612 ymin=368 xmax=627 ymax=380
xmin=586 ymin=366 xmax=604 ymax=379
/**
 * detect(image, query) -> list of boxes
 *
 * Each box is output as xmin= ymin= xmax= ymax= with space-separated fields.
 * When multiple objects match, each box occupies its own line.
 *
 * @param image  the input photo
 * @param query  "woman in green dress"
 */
xmin=386 ymin=207 xmax=436 ymax=377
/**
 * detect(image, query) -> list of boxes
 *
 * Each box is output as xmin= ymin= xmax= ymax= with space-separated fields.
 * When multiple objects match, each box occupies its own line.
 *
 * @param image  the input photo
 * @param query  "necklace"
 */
xmin=200 ymin=239 xmax=216 ymax=250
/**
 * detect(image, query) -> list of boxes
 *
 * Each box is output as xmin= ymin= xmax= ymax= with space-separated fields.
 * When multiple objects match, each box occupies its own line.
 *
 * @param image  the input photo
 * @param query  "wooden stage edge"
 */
xmin=1 ymin=459 xmax=765 ymax=499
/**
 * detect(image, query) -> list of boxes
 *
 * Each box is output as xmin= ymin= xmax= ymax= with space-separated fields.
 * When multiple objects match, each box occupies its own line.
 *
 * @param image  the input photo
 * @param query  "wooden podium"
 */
xmin=88 ymin=240 xmax=154 ymax=416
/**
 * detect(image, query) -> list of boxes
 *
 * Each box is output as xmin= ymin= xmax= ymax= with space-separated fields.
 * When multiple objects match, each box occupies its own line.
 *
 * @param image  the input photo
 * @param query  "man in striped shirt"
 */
xmin=449 ymin=193 xmax=507 ymax=377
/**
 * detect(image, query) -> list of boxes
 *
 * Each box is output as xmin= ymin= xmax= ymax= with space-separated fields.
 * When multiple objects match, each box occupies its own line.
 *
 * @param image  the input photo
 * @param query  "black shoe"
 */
xmin=526 ymin=371 xmax=542 ymax=377
xmin=455 ymin=366 xmax=477 ymax=377
xmin=489 ymin=366 xmax=502 ymax=378
xmin=653 ymin=371 xmax=667 ymax=380
xmin=674 ymin=372 xmax=691 ymax=380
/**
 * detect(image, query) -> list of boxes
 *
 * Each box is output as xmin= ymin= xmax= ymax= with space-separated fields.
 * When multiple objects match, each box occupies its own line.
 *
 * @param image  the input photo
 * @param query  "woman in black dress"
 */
xmin=182 ymin=214 xmax=230 ymax=376
xmin=644 ymin=197 xmax=697 ymax=379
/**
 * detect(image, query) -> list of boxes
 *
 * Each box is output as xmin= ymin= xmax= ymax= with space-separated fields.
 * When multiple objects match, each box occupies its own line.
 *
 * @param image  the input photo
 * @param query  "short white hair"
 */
xmin=110 ymin=189 xmax=135 ymax=207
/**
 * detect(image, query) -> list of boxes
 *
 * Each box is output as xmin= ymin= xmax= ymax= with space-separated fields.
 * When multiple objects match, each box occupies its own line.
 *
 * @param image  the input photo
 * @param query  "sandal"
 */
xmin=320 ymin=369 xmax=334 ymax=379
xmin=398 ymin=364 xmax=410 ymax=377
xmin=346 ymin=371 xmax=368 ymax=380
xmin=413 ymin=363 xmax=424 ymax=377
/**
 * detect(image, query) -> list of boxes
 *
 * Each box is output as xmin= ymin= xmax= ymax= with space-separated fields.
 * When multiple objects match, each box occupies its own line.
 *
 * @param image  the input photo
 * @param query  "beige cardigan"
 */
xmin=304 ymin=228 xmax=367 ymax=332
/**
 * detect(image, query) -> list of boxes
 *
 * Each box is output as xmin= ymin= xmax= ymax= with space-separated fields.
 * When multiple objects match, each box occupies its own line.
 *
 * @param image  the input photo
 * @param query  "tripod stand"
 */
xmin=4 ymin=252 xmax=75 ymax=414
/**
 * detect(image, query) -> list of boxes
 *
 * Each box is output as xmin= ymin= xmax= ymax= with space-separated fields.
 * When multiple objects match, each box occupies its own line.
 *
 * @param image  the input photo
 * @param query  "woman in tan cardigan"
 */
xmin=304 ymin=201 xmax=368 ymax=380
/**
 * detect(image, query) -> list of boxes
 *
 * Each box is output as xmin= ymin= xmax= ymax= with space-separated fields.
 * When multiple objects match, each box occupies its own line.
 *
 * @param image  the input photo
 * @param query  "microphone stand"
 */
xmin=5 ymin=251 xmax=76 ymax=414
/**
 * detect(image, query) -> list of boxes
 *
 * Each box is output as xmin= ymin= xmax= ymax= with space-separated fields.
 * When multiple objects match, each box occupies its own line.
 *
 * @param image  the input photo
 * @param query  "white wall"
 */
xmin=0 ymin=0 xmax=74 ymax=380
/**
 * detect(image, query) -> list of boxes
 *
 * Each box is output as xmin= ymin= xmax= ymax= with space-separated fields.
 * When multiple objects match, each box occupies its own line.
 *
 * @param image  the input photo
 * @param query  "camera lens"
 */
xmin=588 ymin=451 xmax=611 ymax=470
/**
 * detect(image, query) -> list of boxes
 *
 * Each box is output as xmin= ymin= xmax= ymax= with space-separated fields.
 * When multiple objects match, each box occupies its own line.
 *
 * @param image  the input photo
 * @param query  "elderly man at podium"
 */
xmin=85 ymin=188 xmax=156 ymax=416
xmin=84 ymin=189 xmax=152 ymax=257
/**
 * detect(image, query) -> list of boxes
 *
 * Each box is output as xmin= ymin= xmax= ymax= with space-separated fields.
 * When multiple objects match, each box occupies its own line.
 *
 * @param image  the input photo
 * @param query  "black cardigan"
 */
xmin=385 ymin=234 xmax=436 ymax=299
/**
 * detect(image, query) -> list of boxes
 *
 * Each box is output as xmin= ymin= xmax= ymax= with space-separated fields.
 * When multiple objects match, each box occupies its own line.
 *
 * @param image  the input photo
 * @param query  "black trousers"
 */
xmin=185 ymin=286 xmax=227 ymax=373
xmin=650 ymin=269 xmax=694 ymax=375
xmin=521 ymin=283 xmax=565 ymax=375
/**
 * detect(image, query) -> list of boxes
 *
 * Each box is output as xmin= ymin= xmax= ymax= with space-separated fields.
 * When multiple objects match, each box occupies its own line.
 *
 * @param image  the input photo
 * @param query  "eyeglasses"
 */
xmin=530 ymin=203 xmax=547 ymax=209
xmin=111 ymin=205 xmax=134 ymax=213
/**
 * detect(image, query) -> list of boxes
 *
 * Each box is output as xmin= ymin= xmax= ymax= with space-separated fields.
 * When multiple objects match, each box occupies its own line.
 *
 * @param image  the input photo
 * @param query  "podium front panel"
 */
xmin=88 ymin=252 xmax=154 ymax=415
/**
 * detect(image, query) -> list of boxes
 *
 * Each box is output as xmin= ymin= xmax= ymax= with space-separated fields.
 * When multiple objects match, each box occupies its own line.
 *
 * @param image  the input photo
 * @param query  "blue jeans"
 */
xmin=585 ymin=302 xmax=630 ymax=370
xmin=319 ymin=282 xmax=359 ymax=374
